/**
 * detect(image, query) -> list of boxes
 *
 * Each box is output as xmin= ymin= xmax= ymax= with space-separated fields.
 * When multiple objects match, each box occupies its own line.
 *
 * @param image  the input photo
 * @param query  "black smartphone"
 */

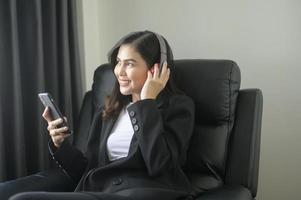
xmin=38 ymin=93 xmax=70 ymax=133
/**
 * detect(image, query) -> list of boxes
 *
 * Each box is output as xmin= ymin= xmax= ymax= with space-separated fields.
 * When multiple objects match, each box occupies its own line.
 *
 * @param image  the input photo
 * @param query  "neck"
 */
xmin=131 ymin=93 xmax=140 ymax=103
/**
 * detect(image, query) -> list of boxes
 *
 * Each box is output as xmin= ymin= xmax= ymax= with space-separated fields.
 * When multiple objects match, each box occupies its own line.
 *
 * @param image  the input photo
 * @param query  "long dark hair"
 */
xmin=102 ymin=31 xmax=181 ymax=119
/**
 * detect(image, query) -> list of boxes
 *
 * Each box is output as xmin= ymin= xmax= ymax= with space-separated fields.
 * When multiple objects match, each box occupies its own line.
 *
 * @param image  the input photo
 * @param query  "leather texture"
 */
xmin=195 ymin=185 xmax=252 ymax=200
xmin=225 ymin=89 xmax=263 ymax=197
xmin=0 ymin=59 xmax=263 ymax=200
xmin=175 ymin=60 xmax=241 ymax=193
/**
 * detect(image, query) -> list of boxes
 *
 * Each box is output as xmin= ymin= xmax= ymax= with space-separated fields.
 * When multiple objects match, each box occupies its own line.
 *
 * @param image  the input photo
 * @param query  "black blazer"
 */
xmin=49 ymin=93 xmax=195 ymax=200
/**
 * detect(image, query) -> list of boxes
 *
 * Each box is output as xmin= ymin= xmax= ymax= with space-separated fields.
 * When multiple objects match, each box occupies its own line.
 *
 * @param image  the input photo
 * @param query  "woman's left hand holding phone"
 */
xmin=42 ymin=107 xmax=70 ymax=148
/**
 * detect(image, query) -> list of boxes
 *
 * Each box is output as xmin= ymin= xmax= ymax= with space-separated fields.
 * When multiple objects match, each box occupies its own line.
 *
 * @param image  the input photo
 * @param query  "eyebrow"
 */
xmin=116 ymin=57 xmax=137 ymax=63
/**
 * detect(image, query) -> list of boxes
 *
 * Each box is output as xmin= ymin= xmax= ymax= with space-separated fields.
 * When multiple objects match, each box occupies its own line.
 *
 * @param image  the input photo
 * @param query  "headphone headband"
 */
xmin=108 ymin=31 xmax=168 ymax=75
xmin=152 ymin=32 xmax=167 ymax=75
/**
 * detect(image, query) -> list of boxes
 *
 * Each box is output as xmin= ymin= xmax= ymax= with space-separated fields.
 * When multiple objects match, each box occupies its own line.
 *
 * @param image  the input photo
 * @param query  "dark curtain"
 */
xmin=0 ymin=0 xmax=83 ymax=181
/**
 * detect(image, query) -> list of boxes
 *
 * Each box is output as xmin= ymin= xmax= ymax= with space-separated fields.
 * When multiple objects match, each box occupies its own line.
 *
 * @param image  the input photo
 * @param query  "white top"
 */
xmin=106 ymin=106 xmax=134 ymax=161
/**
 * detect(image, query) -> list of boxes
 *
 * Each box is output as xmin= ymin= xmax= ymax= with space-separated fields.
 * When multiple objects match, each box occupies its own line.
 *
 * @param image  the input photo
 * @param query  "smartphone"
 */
xmin=38 ymin=93 xmax=70 ymax=133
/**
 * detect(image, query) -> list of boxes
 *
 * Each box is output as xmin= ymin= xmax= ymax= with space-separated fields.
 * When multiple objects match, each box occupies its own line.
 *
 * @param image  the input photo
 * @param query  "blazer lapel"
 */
xmin=98 ymin=117 xmax=118 ymax=166
xmin=84 ymin=107 xmax=104 ymax=168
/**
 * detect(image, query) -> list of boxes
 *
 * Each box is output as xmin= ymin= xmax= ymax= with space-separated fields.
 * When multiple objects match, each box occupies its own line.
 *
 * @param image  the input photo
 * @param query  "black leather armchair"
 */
xmin=0 ymin=59 xmax=263 ymax=200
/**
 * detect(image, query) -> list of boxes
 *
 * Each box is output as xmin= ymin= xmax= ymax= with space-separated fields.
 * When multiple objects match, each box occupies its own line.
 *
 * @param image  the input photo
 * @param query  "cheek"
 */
xmin=131 ymin=71 xmax=147 ymax=85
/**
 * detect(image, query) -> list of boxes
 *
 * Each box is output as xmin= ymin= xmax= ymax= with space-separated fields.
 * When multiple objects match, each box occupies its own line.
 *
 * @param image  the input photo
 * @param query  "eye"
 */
xmin=127 ymin=62 xmax=134 ymax=67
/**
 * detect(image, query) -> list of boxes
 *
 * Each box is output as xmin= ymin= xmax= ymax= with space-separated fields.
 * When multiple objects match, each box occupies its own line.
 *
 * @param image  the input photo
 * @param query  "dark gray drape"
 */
xmin=0 ymin=0 xmax=83 ymax=181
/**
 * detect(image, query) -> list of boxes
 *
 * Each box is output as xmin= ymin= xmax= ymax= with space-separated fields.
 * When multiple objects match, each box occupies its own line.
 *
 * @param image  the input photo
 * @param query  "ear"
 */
xmin=150 ymin=63 xmax=159 ymax=75
xmin=150 ymin=66 xmax=155 ymax=75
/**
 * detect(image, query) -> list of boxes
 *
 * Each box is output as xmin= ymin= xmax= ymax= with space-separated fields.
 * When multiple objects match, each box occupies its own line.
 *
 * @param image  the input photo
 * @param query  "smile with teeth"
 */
xmin=119 ymin=80 xmax=130 ymax=86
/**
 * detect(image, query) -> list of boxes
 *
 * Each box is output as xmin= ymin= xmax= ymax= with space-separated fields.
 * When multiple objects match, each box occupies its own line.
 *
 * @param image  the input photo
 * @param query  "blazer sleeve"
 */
xmin=48 ymin=138 xmax=88 ymax=183
xmin=126 ymin=95 xmax=195 ymax=176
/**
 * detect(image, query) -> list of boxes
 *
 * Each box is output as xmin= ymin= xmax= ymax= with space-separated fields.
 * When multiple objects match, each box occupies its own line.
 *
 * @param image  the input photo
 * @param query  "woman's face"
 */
xmin=114 ymin=44 xmax=149 ymax=102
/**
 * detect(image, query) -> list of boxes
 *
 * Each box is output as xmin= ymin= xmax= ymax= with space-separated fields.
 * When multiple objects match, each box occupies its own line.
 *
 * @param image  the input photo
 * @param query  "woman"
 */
xmin=10 ymin=31 xmax=195 ymax=200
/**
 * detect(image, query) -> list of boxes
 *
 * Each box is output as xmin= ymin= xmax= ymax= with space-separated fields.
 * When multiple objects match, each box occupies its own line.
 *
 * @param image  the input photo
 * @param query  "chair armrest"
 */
xmin=0 ymin=169 xmax=75 ymax=200
xmin=225 ymin=89 xmax=263 ymax=197
xmin=195 ymin=185 xmax=253 ymax=200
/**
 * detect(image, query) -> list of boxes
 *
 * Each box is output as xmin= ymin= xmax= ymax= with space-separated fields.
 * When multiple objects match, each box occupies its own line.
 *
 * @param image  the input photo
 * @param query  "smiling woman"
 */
xmin=115 ymin=45 xmax=150 ymax=100
xmin=6 ymin=31 xmax=195 ymax=200
xmin=103 ymin=31 xmax=180 ymax=119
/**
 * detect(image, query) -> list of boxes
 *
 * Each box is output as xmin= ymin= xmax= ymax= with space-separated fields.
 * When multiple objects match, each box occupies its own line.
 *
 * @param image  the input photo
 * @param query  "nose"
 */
xmin=115 ymin=62 xmax=126 ymax=76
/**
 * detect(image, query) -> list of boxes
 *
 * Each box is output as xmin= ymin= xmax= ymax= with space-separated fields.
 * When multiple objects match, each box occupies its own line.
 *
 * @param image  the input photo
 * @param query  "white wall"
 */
xmin=81 ymin=0 xmax=102 ymax=89
xmin=81 ymin=0 xmax=301 ymax=199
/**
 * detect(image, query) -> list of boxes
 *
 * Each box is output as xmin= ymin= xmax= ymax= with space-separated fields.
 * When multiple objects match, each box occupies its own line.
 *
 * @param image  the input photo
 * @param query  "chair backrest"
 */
xmin=88 ymin=59 xmax=241 ymax=193
xmin=92 ymin=65 xmax=115 ymax=110
xmin=173 ymin=60 xmax=241 ymax=193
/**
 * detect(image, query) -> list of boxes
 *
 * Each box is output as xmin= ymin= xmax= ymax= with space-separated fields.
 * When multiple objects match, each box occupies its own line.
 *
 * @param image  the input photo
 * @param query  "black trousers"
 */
xmin=9 ymin=192 xmax=133 ymax=200
xmin=1 ymin=171 xmax=191 ymax=200
xmin=8 ymin=189 xmax=193 ymax=200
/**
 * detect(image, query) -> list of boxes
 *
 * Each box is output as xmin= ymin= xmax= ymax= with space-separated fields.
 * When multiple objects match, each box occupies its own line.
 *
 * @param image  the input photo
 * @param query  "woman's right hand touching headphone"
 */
xmin=42 ymin=107 xmax=70 ymax=148
xmin=140 ymin=62 xmax=170 ymax=100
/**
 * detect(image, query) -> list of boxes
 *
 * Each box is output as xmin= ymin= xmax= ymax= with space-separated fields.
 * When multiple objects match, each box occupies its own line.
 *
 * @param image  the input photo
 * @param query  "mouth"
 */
xmin=118 ymin=79 xmax=130 ymax=86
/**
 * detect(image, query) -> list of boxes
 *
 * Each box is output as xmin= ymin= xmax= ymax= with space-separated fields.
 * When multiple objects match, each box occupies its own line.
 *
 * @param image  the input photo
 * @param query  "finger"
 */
xmin=51 ymin=118 xmax=64 ymax=127
xmin=52 ymin=131 xmax=70 ymax=147
xmin=147 ymin=70 xmax=153 ymax=80
xmin=152 ymin=63 xmax=160 ymax=78
xmin=48 ymin=118 xmax=64 ymax=130
xmin=52 ymin=136 xmax=65 ymax=147
xmin=49 ymin=129 xmax=58 ymax=137
xmin=47 ymin=124 xmax=54 ymax=131
xmin=160 ymin=61 xmax=168 ymax=77
xmin=158 ymin=62 xmax=169 ymax=84
xmin=150 ymin=66 xmax=155 ymax=75
xmin=49 ymin=126 xmax=68 ymax=137
xmin=163 ymin=68 xmax=170 ymax=85
xmin=51 ymin=132 xmax=68 ymax=139
xmin=42 ymin=107 xmax=52 ymax=122
xmin=57 ymin=126 xmax=69 ymax=133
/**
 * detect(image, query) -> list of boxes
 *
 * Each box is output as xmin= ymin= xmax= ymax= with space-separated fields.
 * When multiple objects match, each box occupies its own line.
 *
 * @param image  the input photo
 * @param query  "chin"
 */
xmin=119 ymin=88 xmax=131 ymax=96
